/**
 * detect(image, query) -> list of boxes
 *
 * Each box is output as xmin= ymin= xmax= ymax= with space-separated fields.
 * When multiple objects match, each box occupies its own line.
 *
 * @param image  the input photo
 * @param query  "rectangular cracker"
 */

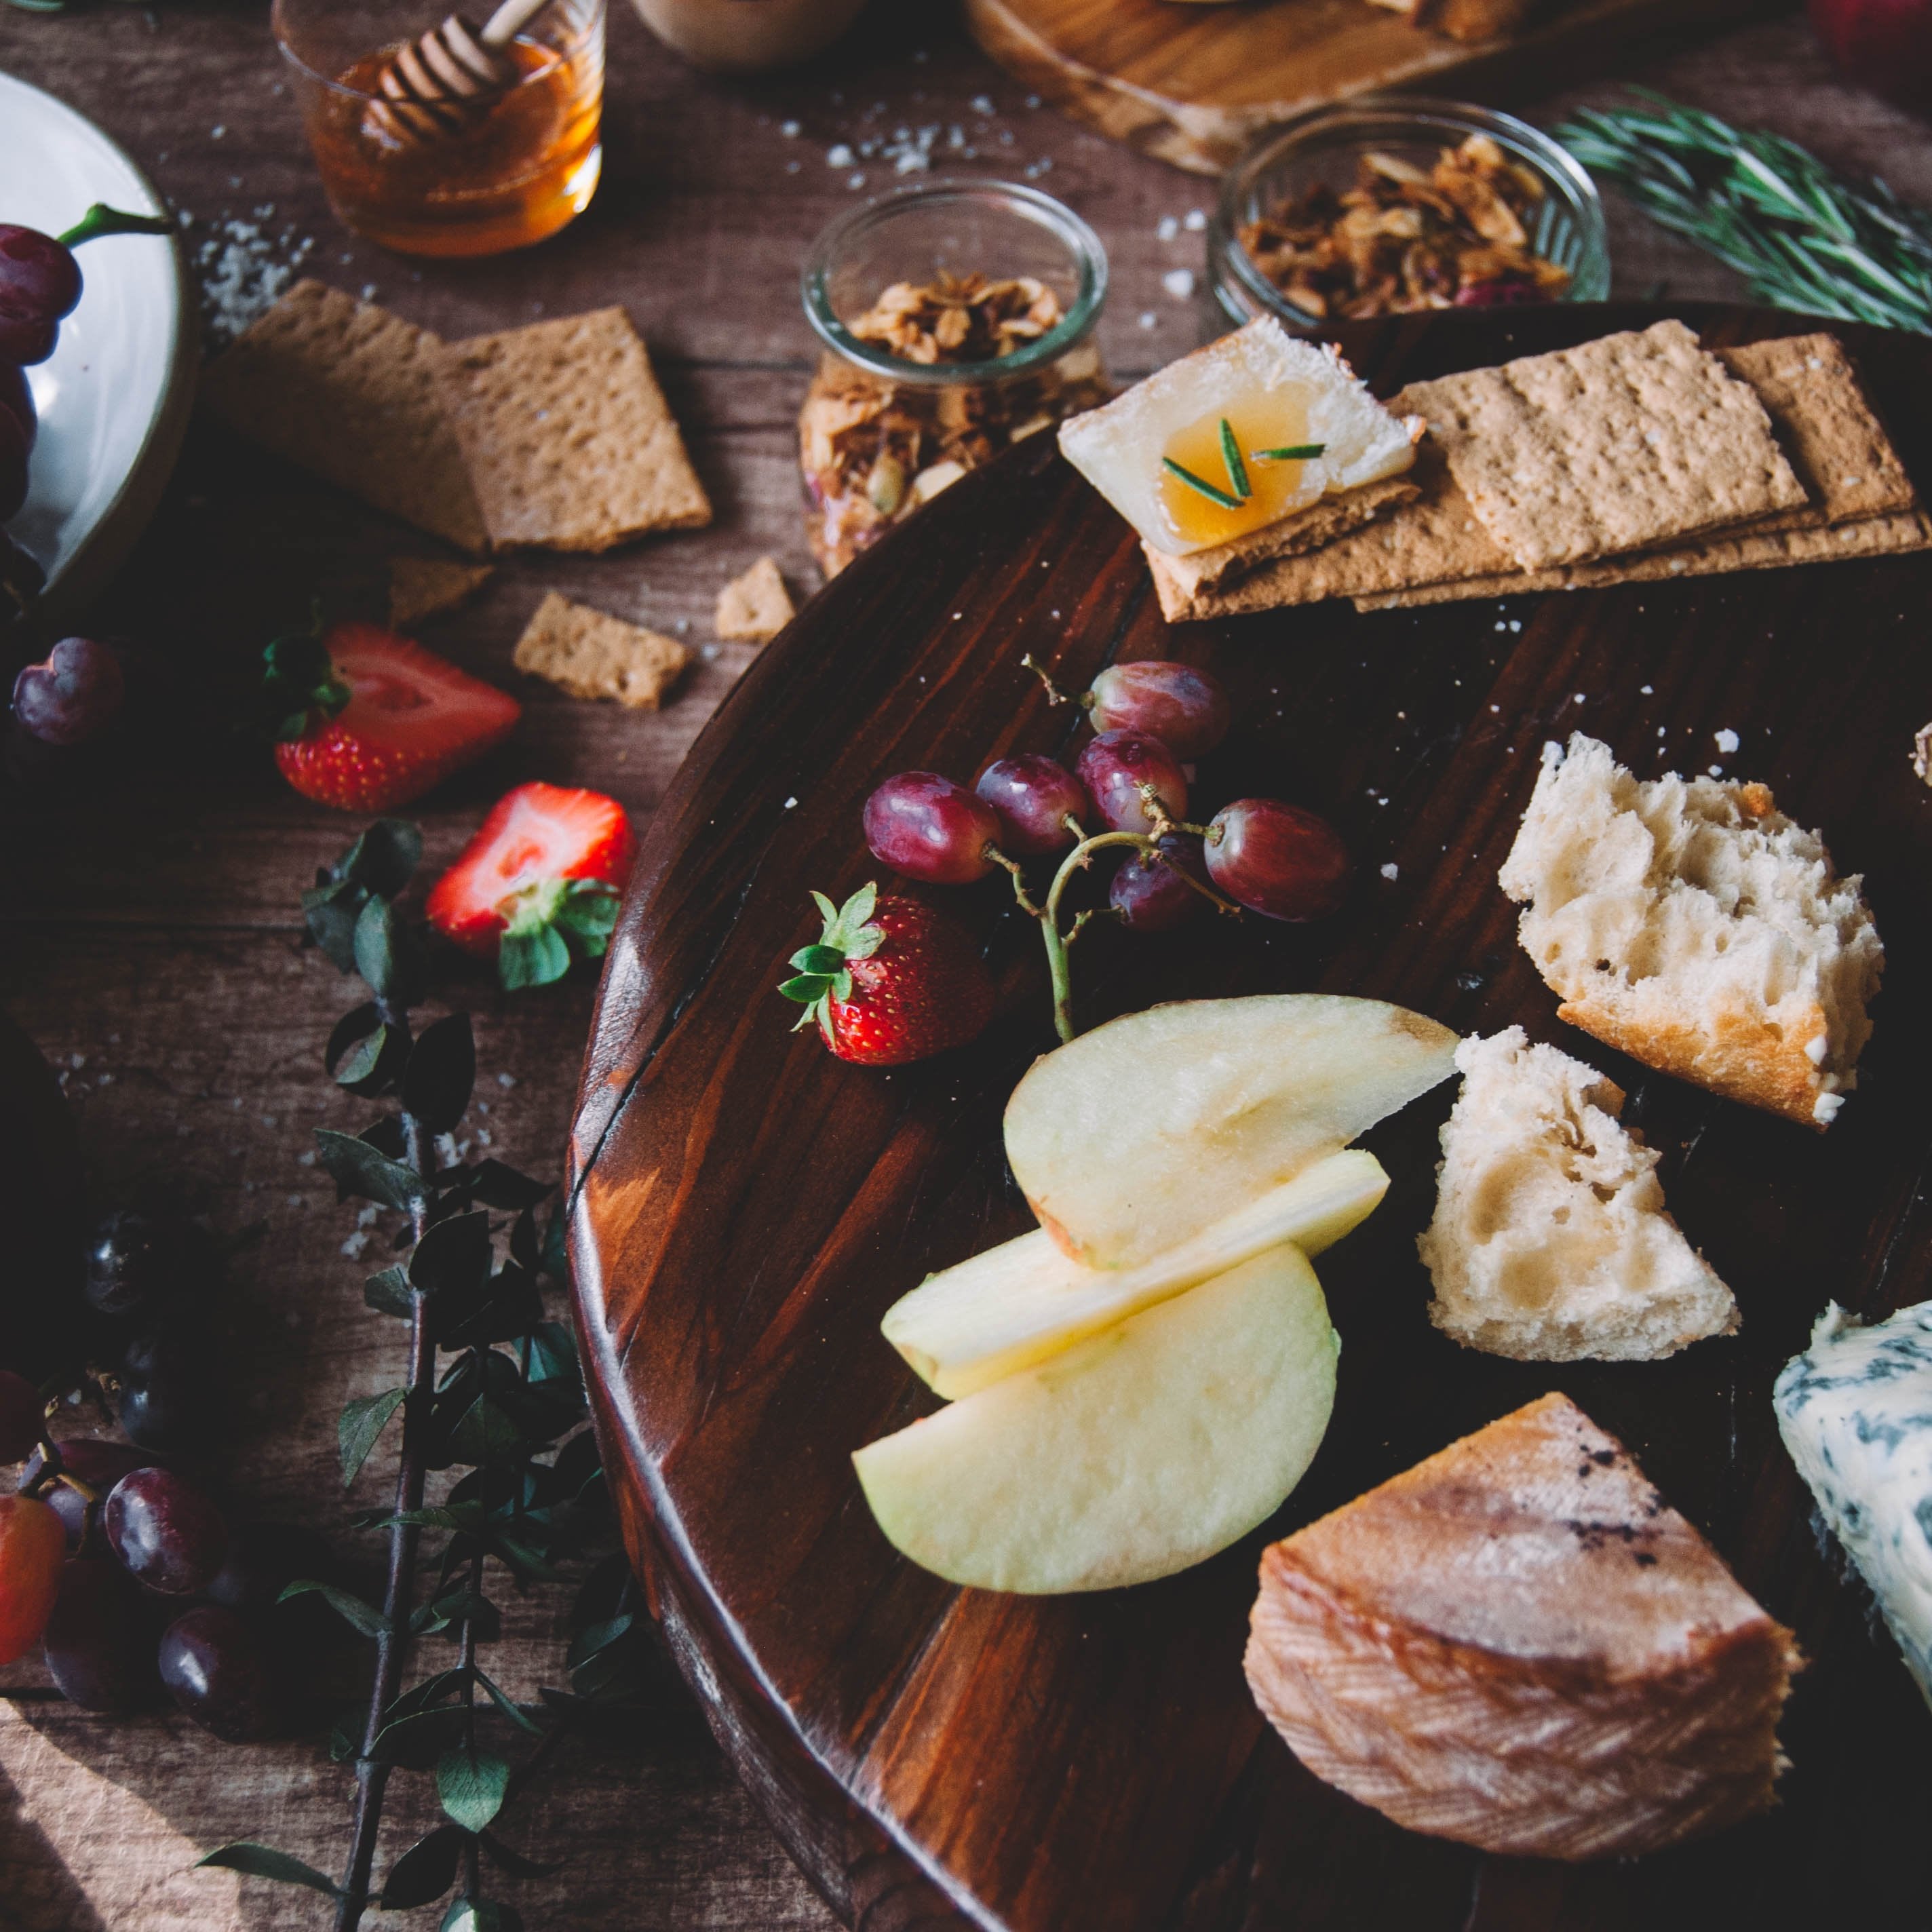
xmin=199 ymin=280 xmax=489 ymax=554
xmin=389 ymin=558 xmax=494 ymax=630
xmin=436 ymin=309 xmax=712 ymax=552
xmin=1351 ymin=510 xmax=1932 ymax=610
xmin=715 ymin=557 xmax=795 ymax=644
xmin=512 ymin=592 xmax=690 ymax=708
xmin=1148 ymin=475 xmax=1422 ymax=600
xmin=1400 ymin=319 xmax=1808 ymax=569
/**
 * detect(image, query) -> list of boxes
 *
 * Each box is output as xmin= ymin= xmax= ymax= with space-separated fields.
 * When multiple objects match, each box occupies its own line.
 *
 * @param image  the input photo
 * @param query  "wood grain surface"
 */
xmin=964 ymin=0 xmax=1775 ymax=173
xmin=5 ymin=0 xmax=1932 ymax=1923
xmin=571 ymin=300 xmax=1932 ymax=1932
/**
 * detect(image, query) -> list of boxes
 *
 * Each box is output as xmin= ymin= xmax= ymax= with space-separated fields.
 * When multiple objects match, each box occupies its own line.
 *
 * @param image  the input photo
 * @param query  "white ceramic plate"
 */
xmin=1 ymin=71 xmax=197 ymax=620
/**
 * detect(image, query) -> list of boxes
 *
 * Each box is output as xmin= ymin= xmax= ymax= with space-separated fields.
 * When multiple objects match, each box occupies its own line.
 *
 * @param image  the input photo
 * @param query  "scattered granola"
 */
xmin=800 ymin=271 xmax=1109 ymax=577
xmin=1235 ymin=135 xmax=1571 ymax=322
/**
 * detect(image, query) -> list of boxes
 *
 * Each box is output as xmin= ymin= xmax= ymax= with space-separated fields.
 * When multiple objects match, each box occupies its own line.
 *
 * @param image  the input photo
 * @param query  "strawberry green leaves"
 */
xmin=497 ymin=879 xmax=621 ymax=991
xmin=263 ymin=606 xmax=352 ymax=744
xmin=779 ymin=883 xmax=884 ymax=1037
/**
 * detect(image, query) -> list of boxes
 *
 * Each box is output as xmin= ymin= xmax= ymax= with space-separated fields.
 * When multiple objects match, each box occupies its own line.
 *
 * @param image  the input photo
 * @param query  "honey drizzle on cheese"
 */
xmin=1159 ymin=388 xmax=1315 ymax=548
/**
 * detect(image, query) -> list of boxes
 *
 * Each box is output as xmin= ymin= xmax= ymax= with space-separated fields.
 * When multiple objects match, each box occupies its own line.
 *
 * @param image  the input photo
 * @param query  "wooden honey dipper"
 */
xmin=367 ymin=0 xmax=556 ymax=144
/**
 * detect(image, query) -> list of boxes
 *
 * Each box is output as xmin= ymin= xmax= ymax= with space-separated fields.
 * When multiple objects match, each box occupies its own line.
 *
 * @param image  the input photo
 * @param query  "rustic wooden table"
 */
xmin=0 ymin=3 xmax=1927 ymax=1927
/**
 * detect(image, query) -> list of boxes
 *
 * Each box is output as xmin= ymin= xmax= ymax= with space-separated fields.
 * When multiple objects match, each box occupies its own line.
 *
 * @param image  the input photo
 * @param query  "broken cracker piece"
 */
xmin=715 ymin=558 xmax=795 ymax=644
xmin=199 ymin=279 xmax=489 ymax=554
xmin=389 ymin=558 xmax=495 ymax=630
xmin=513 ymin=592 xmax=689 ymax=709
xmin=436 ymin=309 xmax=712 ymax=553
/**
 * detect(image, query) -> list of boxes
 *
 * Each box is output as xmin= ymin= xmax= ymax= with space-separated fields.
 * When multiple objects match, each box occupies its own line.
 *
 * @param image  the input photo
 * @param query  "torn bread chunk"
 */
xmin=1499 ymin=734 xmax=1881 ymax=1129
xmin=1775 ymin=1300 xmax=1932 ymax=1707
xmin=1245 ymin=1393 xmax=1801 ymax=1861
xmin=1419 ymin=1029 xmax=1737 ymax=1361
xmin=1058 ymin=315 xmax=1422 ymax=558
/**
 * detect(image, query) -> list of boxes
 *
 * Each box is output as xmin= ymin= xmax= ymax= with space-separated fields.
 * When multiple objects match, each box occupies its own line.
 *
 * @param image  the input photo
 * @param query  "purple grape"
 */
xmin=43 ymin=1556 xmax=153 ymax=1711
xmin=1073 ymin=731 xmax=1189 ymax=836
xmin=1086 ymin=662 xmax=1231 ymax=760
xmin=974 ymin=755 xmax=1090 ymax=856
xmin=1204 ymin=798 xmax=1350 ymax=921
xmin=103 ymin=1467 xmax=227 ymax=1595
xmin=115 ymin=1323 xmax=214 ymax=1453
xmin=0 ymin=406 xmax=26 ymax=524
xmin=0 ymin=365 xmax=33 ymax=452
xmin=0 ymin=1370 xmax=41 ymax=1463
xmin=85 ymin=1210 xmax=203 ymax=1319
xmin=0 ymin=228 xmax=83 ymax=328
xmin=862 ymin=771 xmax=1001 ymax=884
xmin=158 ymin=1604 xmax=282 ymax=1741
xmin=20 ymin=1440 xmax=156 ymax=1550
xmin=1110 ymin=835 xmax=1209 ymax=933
xmin=12 ymin=638 xmax=125 ymax=747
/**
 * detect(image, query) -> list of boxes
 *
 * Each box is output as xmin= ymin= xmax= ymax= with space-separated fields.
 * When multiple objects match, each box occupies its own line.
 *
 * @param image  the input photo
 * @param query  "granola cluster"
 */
xmin=846 ymin=271 xmax=1066 ymax=366
xmin=800 ymin=273 xmax=1108 ymax=577
xmin=1236 ymin=135 xmax=1572 ymax=321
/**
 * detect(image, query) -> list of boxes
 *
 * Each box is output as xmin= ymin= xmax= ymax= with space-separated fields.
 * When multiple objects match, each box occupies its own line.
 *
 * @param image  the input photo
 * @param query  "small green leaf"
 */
xmin=790 ymin=944 xmax=845 ymax=974
xmin=552 ymin=882 xmax=620 ymax=952
xmin=315 ymin=1128 xmax=422 ymax=1212
xmin=777 ymin=973 xmax=832 ymax=1003
xmin=279 ymin=1579 xmax=391 ymax=1640
xmin=381 ymin=1825 xmax=465 ymax=1910
xmin=339 ymin=1387 xmax=407 ymax=1488
xmin=442 ymin=1897 xmax=525 ymax=1932
xmin=463 ymin=1161 xmax=554 ymax=1212
xmin=333 ymin=1024 xmax=391 ymax=1091
xmin=341 ymin=819 xmax=423 ymax=900
xmin=472 ymin=1665 xmax=544 ymax=1737
xmin=410 ymin=1212 xmax=493 ymax=1297
xmin=437 ymin=1746 xmax=511 ymax=1834
xmin=303 ymin=889 xmax=367 ymax=975
xmin=526 ymin=1321 xmax=578 ymax=1385
xmin=324 ymin=1002 xmax=384 ymax=1076
xmin=567 ymin=1612 xmax=634 ymax=1672
xmin=498 ymin=925 xmax=571 ymax=990
xmin=371 ymin=1705 xmax=465 ymax=1769
xmin=364 ymin=1267 xmax=415 ymax=1319
xmin=404 ymin=1013 xmax=476 ymax=1134
xmin=355 ymin=894 xmax=429 ymax=1008
xmin=195 ymin=1843 xmax=343 ymax=1897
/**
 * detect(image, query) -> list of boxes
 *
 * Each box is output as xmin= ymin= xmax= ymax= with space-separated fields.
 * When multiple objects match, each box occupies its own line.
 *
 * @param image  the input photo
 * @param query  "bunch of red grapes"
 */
xmin=0 ymin=1212 xmax=334 ymax=1738
xmin=0 ymin=223 xmax=84 ymax=526
xmin=862 ymin=656 xmax=1351 ymax=932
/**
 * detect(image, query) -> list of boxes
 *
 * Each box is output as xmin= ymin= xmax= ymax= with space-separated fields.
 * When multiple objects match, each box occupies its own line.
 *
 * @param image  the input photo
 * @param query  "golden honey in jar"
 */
xmin=274 ymin=0 xmax=604 ymax=258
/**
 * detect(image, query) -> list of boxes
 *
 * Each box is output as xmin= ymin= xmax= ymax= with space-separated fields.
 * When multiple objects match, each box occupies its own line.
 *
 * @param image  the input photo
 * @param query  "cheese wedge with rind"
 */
xmin=855 ymin=1244 xmax=1338 ymax=1595
xmin=884 ymin=1147 xmax=1385 ymax=1398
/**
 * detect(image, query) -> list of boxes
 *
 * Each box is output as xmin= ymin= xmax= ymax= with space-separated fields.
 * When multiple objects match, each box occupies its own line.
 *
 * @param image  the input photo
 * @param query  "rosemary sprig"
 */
xmin=1217 ymin=418 xmax=1252 ymax=500
xmin=1161 ymin=455 xmax=1245 ymax=510
xmin=1557 ymin=93 xmax=1932 ymax=334
xmin=1251 ymin=442 xmax=1326 ymax=461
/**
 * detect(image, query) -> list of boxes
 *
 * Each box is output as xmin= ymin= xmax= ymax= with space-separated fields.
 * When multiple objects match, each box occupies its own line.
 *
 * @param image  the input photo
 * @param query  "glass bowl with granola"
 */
xmin=1208 ymin=100 xmax=1608 ymax=331
xmin=800 ymin=180 xmax=1110 ymax=577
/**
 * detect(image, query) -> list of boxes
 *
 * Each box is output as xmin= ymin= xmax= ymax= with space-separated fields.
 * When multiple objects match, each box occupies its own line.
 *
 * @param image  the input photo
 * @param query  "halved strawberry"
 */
xmin=267 ymin=619 xmax=520 ymax=811
xmin=427 ymin=782 xmax=638 ymax=989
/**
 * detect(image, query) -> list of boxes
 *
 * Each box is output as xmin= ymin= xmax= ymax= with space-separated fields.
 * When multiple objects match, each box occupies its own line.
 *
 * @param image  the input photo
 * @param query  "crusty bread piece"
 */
xmin=1419 ymin=1030 xmax=1737 ymax=1361
xmin=1245 ymin=1393 xmax=1801 ymax=1861
xmin=1499 ymin=734 xmax=1882 ymax=1129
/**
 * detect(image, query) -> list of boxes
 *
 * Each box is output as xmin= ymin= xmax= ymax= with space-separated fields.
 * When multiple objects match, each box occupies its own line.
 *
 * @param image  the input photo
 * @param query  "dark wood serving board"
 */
xmin=566 ymin=303 xmax=1932 ymax=1932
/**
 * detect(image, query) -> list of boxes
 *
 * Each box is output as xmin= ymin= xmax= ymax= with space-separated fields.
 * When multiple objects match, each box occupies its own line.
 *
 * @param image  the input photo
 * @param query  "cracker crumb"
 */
xmin=514 ymin=592 xmax=690 ymax=709
xmin=716 ymin=557 xmax=795 ymax=644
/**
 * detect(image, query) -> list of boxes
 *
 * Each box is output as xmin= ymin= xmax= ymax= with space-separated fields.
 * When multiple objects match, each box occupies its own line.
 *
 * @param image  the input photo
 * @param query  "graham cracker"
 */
xmin=1352 ymin=510 xmax=1932 ymax=610
xmin=199 ymin=279 xmax=489 ymax=554
xmin=715 ymin=557 xmax=794 ymax=644
xmin=389 ymin=558 xmax=494 ymax=630
xmin=512 ymin=592 xmax=690 ymax=708
xmin=436 ymin=309 xmax=712 ymax=553
xmin=1400 ymin=320 xmax=1807 ymax=570
xmin=1148 ymin=475 xmax=1421 ymax=600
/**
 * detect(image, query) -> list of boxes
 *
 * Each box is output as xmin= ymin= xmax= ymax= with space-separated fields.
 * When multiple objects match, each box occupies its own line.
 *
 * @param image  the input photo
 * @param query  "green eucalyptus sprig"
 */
xmin=199 ymin=822 xmax=649 ymax=1932
xmin=1558 ymin=93 xmax=1932 ymax=334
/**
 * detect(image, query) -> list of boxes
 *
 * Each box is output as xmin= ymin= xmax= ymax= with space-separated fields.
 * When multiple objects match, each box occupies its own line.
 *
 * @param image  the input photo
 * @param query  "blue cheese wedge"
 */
xmin=1774 ymin=1300 xmax=1932 ymax=1705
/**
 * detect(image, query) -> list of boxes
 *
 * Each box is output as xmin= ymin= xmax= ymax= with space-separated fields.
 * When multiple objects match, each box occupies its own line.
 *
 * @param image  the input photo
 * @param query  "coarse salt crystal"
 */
xmin=1157 ymin=215 xmax=1178 ymax=242
xmin=1379 ymin=862 xmax=1399 ymax=881
xmin=826 ymin=143 xmax=854 ymax=167
xmin=1162 ymin=268 xmax=1195 ymax=298
xmin=1184 ymin=209 xmax=1206 ymax=231
xmin=1714 ymin=727 xmax=1739 ymax=753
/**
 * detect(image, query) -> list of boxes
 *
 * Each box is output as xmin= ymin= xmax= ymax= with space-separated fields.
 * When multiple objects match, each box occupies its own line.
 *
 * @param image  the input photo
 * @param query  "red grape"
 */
xmin=12 ymin=638 xmax=125 ymax=747
xmin=0 ymin=1370 xmax=42 ymax=1463
xmin=103 ymin=1467 xmax=228 ymax=1594
xmin=1204 ymin=798 xmax=1350 ymax=921
xmin=21 ymin=1440 xmax=155 ymax=1549
xmin=158 ymin=1604 xmax=282 ymax=1741
xmin=0 ymin=1491 xmax=65 ymax=1663
xmin=0 ymin=365 xmax=33 ymax=451
xmin=862 ymin=771 xmax=1001 ymax=884
xmin=1110 ymin=835 xmax=1209 ymax=933
xmin=0 ymin=318 xmax=57 ymax=368
xmin=0 ymin=404 xmax=26 ymax=524
xmin=1086 ymin=662 xmax=1231 ymax=760
xmin=0 ymin=227 xmax=83 ymax=327
xmin=974 ymin=755 xmax=1089 ymax=856
xmin=1074 ymin=731 xmax=1188 ymax=836
xmin=43 ymin=1556 xmax=153 ymax=1711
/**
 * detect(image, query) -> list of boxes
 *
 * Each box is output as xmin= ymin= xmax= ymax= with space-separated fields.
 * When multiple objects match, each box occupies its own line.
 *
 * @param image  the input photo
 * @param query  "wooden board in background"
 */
xmin=569 ymin=301 xmax=1932 ymax=1931
xmin=966 ymin=0 xmax=1779 ymax=173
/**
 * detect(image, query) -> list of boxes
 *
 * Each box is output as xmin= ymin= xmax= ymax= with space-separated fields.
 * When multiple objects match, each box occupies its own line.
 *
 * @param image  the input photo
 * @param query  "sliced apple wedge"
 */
xmin=1005 ymin=994 xmax=1457 ymax=1269
xmin=853 ymin=1243 xmax=1338 ymax=1594
xmin=883 ymin=1146 xmax=1385 ymax=1399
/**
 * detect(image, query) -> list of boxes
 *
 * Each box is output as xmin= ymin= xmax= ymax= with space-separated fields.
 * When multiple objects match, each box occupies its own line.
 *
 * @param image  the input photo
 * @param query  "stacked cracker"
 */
xmin=1149 ymin=322 xmax=1928 ymax=623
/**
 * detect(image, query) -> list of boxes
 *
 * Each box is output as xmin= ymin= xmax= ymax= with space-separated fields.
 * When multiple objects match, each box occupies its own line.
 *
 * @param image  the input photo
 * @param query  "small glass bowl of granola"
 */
xmin=1208 ymin=100 xmax=1608 ymax=332
xmin=799 ymin=180 xmax=1110 ymax=577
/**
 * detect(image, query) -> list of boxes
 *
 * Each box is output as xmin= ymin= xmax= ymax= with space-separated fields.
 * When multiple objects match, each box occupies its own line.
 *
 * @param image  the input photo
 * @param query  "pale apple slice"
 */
xmin=853 ymin=1243 xmax=1338 ymax=1594
xmin=883 ymin=1146 xmax=1385 ymax=1399
xmin=1005 ymin=994 xmax=1457 ymax=1269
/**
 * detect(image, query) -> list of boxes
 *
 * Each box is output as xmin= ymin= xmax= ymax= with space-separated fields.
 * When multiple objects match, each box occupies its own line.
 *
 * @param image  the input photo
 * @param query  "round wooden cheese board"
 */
xmin=567 ymin=302 xmax=1932 ymax=1932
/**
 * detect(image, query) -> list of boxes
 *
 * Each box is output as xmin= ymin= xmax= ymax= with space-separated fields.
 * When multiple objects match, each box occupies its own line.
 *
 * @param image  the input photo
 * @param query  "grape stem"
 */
xmin=56 ymin=204 xmax=176 ymax=248
xmin=1019 ymin=652 xmax=1089 ymax=713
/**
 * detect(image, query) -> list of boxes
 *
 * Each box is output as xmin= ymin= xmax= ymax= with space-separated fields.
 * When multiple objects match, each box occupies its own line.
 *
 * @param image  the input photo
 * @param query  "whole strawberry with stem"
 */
xmin=781 ymin=883 xmax=993 ymax=1066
